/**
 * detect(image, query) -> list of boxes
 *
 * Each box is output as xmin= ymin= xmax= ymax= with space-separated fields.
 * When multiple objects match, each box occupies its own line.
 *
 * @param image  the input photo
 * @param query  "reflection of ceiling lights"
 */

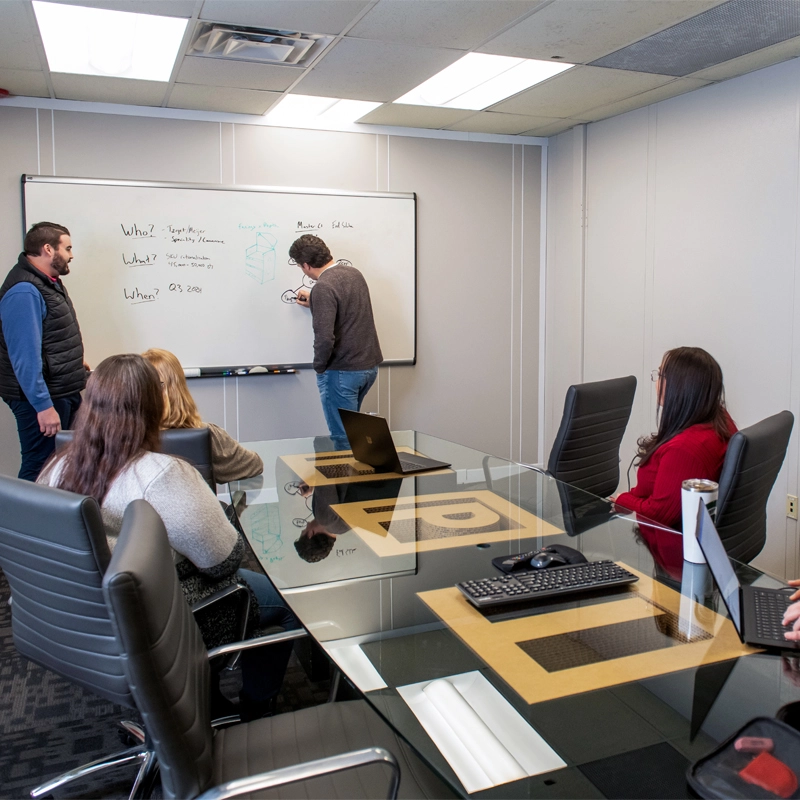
xmin=191 ymin=23 xmax=333 ymax=67
xmin=395 ymin=53 xmax=574 ymax=110
xmin=264 ymin=95 xmax=381 ymax=126
xmin=32 ymin=1 xmax=187 ymax=81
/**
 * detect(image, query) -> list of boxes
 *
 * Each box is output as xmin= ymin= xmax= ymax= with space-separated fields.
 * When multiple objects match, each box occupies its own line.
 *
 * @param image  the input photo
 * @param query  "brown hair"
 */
xmin=288 ymin=234 xmax=332 ymax=269
xmin=142 ymin=348 xmax=202 ymax=429
xmin=638 ymin=346 xmax=731 ymax=465
xmin=24 ymin=222 xmax=70 ymax=256
xmin=45 ymin=354 xmax=163 ymax=502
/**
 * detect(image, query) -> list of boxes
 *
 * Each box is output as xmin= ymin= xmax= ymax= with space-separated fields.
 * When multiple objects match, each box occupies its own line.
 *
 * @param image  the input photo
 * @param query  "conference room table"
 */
xmin=231 ymin=431 xmax=800 ymax=799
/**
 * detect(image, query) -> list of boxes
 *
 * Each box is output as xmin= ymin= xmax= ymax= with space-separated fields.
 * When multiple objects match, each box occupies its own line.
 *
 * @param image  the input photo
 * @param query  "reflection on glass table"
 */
xmin=231 ymin=432 xmax=800 ymax=799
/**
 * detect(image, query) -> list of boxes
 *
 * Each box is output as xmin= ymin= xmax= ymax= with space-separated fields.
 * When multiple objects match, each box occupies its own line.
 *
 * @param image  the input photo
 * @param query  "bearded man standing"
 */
xmin=0 ymin=222 xmax=87 ymax=479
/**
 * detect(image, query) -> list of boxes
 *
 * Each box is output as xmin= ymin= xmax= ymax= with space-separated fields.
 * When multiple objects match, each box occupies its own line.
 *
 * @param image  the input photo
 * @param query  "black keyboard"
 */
xmin=457 ymin=561 xmax=639 ymax=609
xmin=753 ymin=588 xmax=794 ymax=640
xmin=316 ymin=464 xmax=375 ymax=479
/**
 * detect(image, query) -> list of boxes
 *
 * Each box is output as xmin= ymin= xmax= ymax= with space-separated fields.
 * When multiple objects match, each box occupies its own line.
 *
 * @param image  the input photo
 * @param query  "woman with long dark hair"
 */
xmin=38 ymin=354 xmax=298 ymax=719
xmin=614 ymin=347 xmax=737 ymax=530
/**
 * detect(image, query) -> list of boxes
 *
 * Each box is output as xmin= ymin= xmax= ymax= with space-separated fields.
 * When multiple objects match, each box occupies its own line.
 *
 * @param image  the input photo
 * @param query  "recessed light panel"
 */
xmin=265 ymin=95 xmax=381 ymax=126
xmin=33 ymin=1 xmax=187 ymax=82
xmin=395 ymin=53 xmax=573 ymax=110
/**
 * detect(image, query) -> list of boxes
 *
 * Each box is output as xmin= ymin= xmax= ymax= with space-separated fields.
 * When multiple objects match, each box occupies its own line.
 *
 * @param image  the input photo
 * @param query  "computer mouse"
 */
xmin=528 ymin=549 xmax=569 ymax=569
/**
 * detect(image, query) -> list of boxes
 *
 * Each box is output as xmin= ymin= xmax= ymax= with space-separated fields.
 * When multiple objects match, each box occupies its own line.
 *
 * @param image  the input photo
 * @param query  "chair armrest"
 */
xmin=195 ymin=747 xmax=400 ymax=800
xmin=518 ymin=462 xmax=546 ymax=474
xmin=191 ymin=581 xmax=249 ymax=614
xmin=206 ymin=628 xmax=308 ymax=660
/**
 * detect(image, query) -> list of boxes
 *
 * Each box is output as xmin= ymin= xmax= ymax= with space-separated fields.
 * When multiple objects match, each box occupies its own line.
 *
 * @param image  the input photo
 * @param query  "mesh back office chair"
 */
xmin=56 ymin=427 xmax=215 ymax=490
xmin=715 ymin=410 xmax=794 ymax=564
xmin=0 ymin=475 xmax=157 ymax=799
xmin=546 ymin=375 xmax=637 ymax=497
xmin=103 ymin=500 xmax=456 ymax=800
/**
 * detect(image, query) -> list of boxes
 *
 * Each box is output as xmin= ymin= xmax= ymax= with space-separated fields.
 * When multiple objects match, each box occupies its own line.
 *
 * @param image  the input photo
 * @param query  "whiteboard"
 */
xmin=22 ymin=176 xmax=416 ymax=372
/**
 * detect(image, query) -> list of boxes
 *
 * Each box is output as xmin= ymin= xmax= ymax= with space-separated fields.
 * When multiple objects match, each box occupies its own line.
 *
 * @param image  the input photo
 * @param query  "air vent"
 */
xmin=191 ymin=23 xmax=333 ymax=66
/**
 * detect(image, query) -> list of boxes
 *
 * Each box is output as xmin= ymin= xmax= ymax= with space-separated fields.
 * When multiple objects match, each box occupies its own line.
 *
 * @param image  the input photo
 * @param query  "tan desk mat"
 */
xmin=419 ymin=565 xmax=759 ymax=704
xmin=279 ymin=450 xmax=452 ymax=487
xmin=333 ymin=489 xmax=564 ymax=556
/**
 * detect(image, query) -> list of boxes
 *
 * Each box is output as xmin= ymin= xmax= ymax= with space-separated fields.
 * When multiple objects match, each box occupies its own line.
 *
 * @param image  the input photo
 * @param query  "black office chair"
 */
xmin=103 ymin=500 xmax=457 ymax=800
xmin=715 ymin=410 xmax=794 ymax=563
xmin=56 ymin=427 xmax=215 ymax=490
xmin=546 ymin=375 xmax=637 ymax=497
xmin=0 ymin=475 xmax=156 ymax=799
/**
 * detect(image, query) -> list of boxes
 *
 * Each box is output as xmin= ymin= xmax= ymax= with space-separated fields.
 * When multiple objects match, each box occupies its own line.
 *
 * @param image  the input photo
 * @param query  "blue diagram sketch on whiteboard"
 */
xmin=245 ymin=231 xmax=277 ymax=283
xmin=246 ymin=503 xmax=284 ymax=564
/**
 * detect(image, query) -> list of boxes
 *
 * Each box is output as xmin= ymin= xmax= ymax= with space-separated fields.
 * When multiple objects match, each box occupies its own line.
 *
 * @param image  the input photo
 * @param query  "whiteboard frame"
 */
xmin=22 ymin=174 xmax=417 ymax=374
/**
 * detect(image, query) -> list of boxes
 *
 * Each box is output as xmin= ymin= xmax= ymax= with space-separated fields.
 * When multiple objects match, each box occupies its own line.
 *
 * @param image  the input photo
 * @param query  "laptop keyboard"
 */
xmin=457 ymin=561 xmax=638 ymax=609
xmin=753 ymin=588 xmax=794 ymax=641
xmin=315 ymin=464 xmax=376 ymax=479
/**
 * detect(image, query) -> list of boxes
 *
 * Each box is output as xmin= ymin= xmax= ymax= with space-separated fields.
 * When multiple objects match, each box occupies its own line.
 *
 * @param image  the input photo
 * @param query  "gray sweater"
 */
xmin=309 ymin=264 xmax=383 ymax=373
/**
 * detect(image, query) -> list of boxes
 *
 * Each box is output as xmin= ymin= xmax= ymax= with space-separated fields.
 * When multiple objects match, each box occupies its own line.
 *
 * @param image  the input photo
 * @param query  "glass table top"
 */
xmin=231 ymin=431 xmax=800 ymax=799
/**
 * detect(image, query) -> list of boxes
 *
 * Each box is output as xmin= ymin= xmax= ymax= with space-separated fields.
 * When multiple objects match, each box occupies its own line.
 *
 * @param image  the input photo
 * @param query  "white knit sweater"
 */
xmin=40 ymin=451 xmax=239 ymax=572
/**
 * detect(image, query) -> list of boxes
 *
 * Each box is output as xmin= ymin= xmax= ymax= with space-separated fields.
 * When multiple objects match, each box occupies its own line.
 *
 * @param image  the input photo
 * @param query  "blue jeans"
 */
xmin=316 ymin=367 xmax=378 ymax=450
xmin=5 ymin=393 xmax=82 ymax=481
xmin=237 ymin=569 xmax=300 ymax=705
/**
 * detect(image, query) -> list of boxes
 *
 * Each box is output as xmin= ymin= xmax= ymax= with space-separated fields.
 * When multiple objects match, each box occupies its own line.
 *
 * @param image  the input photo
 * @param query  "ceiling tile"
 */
xmin=199 ymin=1 xmax=371 ymax=35
xmin=0 ymin=1 xmax=45 ymax=71
xmin=168 ymin=83 xmax=282 ymax=114
xmin=348 ymin=1 xmax=541 ymax=50
xmin=578 ymin=77 xmax=712 ymax=121
xmin=690 ymin=34 xmax=800 ymax=81
xmin=521 ymin=118 xmax=585 ymax=136
xmin=0 ymin=68 xmax=49 ymax=97
xmin=479 ymin=0 xmax=724 ymax=63
xmin=446 ymin=110 xmax=563 ymax=135
xmin=176 ymin=56 xmax=299 ymax=92
xmin=294 ymin=38 xmax=462 ymax=101
xmin=358 ymin=103 xmax=474 ymax=128
xmin=51 ymin=74 xmax=167 ymax=105
xmin=491 ymin=66 xmax=674 ymax=117
xmin=591 ymin=0 xmax=800 ymax=76
xmin=43 ymin=0 xmax=196 ymax=16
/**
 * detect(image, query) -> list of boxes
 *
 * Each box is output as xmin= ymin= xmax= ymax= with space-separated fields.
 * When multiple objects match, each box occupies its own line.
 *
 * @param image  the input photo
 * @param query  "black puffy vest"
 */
xmin=0 ymin=254 xmax=86 ymax=402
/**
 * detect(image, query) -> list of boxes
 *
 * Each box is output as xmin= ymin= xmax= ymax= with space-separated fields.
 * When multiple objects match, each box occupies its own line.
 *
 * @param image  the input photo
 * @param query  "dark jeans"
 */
xmin=237 ymin=568 xmax=301 ymax=706
xmin=5 ymin=393 xmax=82 ymax=481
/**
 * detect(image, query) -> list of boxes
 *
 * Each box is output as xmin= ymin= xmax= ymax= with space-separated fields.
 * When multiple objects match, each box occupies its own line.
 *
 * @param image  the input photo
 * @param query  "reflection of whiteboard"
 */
xmin=23 ymin=175 xmax=416 ymax=370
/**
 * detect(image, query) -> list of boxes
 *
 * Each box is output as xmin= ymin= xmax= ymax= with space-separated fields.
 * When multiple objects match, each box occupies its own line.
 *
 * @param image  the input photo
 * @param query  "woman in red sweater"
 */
xmin=614 ymin=347 xmax=736 ymax=531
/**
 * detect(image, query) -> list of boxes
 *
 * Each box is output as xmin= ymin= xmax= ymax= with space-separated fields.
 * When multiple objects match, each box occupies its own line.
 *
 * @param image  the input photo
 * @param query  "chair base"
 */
xmin=30 ymin=720 xmax=157 ymax=800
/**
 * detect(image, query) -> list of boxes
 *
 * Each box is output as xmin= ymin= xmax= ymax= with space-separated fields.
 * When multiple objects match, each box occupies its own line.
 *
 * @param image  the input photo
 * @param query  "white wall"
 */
xmin=545 ymin=57 xmax=800 ymax=579
xmin=0 ymin=106 xmax=542 ymax=476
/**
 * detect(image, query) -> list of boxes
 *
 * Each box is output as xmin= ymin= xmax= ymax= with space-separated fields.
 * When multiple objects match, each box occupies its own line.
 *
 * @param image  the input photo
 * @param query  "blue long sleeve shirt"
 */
xmin=0 ymin=282 xmax=51 ymax=411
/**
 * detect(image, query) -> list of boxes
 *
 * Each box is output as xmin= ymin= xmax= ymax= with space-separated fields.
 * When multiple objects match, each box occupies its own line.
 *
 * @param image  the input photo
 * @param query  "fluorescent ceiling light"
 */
xmin=264 ymin=95 xmax=381 ymax=126
xmin=395 ymin=53 xmax=573 ymax=110
xmin=33 ymin=1 xmax=187 ymax=82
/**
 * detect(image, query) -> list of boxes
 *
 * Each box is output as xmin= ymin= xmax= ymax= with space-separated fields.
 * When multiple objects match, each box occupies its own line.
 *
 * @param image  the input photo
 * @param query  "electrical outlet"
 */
xmin=789 ymin=495 xmax=798 ymax=520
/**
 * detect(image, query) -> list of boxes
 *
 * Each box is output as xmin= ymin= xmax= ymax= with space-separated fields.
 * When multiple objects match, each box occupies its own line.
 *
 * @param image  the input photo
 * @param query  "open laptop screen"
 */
xmin=696 ymin=503 xmax=743 ymax=638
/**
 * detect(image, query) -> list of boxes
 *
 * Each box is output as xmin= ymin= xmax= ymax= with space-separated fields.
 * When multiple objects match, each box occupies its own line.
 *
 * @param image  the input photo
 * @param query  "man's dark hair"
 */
xmin=24 ymin=222 xmax=70 ymax=256
xmin=294 ymin=531 xmax=335 ymax=563
xmin=289 ymin=234 xmax=332 ymax=269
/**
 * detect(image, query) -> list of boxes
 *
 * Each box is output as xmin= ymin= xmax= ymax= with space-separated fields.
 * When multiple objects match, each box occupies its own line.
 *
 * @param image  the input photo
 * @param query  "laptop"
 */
xmin=339 ymin=409 xmax=451 ymax=475
xmin=696 ymin=502 xmax=798 ymax=650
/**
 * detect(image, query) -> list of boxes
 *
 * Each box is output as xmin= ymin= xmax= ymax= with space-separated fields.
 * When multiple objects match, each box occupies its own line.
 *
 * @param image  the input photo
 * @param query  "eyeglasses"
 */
xmin=650 ymin=369 xmax=661 ymax=382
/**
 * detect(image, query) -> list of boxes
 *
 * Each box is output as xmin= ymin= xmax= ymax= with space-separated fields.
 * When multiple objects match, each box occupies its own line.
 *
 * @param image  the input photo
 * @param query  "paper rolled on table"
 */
xmin=422 ymin=678 xmax=527 ymax=784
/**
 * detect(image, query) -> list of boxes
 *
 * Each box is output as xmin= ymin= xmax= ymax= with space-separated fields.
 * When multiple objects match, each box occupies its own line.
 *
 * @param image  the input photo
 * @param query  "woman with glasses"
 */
xmin=613 ymin=347 xmax=736 ymax=530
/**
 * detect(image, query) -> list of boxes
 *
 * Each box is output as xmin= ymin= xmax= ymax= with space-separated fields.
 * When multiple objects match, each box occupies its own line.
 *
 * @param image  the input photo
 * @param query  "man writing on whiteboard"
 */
xmin=0 ymin=222 xmax=87 ymax=480
xmin=289 ymin=234 xmax=382 ymax=450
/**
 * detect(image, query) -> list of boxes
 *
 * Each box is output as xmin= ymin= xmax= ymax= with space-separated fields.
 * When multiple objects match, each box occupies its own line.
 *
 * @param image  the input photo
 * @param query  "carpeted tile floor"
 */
xmin=0 ymin=567 xmax=331 ymax=799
